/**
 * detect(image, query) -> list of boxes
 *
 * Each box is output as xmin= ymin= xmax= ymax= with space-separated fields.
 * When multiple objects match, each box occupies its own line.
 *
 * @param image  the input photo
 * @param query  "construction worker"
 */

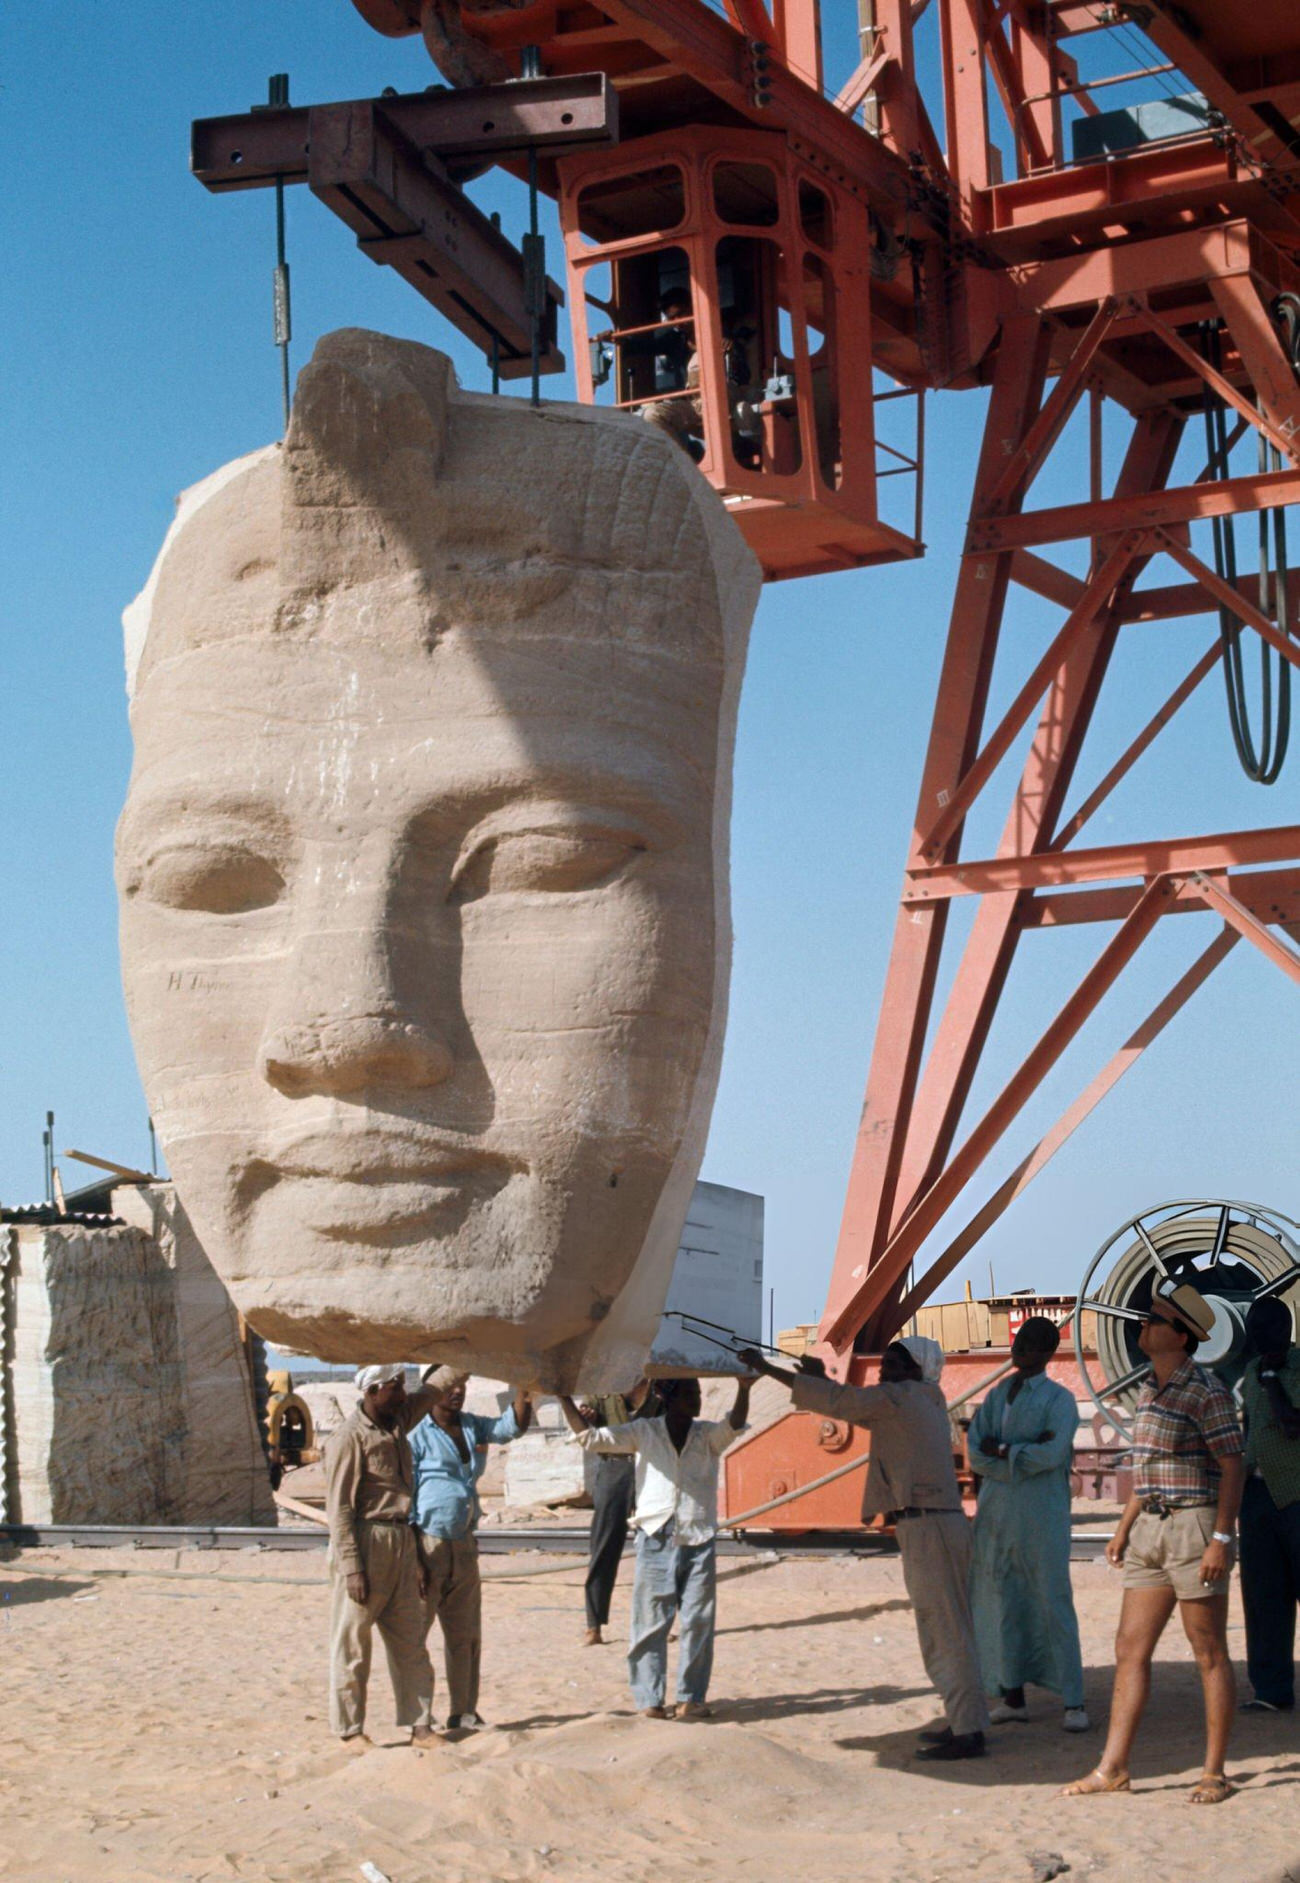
xmin=1063 ymin=1282 xmax=1243 ymax=1805
xmin=324 ymin=1363 xmax=439 ymax=1750
xmin=740 ymin=1336 xmax=990 ymax=1759
xmin=577 ymin=1378 xmax=662 ymax=1646
xmin=409 ymin=1367 xmax=531 ymax=1732
xmin=968 ymin=1315 xmax=1090 ymax=1732
xmin=628 ymin=285 xmax=759 ymax=466
xmin=557 ymin=1374 xmax=749 ymax=1718
xmin=1238 ymin=1296 xmax=1300 ymax=1713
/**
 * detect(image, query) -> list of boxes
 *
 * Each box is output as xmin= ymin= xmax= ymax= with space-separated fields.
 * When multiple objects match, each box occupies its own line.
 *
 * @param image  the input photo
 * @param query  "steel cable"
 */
xmin=1199 ymin=320 xmax=1292 ymax=783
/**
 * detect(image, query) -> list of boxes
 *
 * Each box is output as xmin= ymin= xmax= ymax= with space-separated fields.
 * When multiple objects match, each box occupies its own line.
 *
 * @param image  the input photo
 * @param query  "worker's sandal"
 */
xmin=1189 ymin=1773 xmax=1233 ymax=1805
xmin=1061 ymin=1768 xmax=1129 ymax=1795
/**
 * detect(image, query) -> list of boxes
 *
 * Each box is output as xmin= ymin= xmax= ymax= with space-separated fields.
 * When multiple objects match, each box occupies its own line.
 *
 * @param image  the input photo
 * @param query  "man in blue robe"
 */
xmin=968 ymin=1314 xmax=1090 ymax=1731
xmin=410 ymin=1368 xmax=531 ymax=1732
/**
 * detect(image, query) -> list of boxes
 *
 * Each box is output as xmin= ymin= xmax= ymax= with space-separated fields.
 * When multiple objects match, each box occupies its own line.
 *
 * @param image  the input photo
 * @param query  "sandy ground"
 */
xmin=2 ymin=1540 xmax=1298 ymax=1883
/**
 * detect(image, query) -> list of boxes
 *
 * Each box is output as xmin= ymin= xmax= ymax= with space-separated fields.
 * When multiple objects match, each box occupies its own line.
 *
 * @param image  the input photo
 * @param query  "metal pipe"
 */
xmin=1019 ymin=61 xmax=1177 ymax=110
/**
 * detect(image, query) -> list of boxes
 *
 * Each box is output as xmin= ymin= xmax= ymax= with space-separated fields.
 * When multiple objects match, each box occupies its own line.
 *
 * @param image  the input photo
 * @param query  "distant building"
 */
xmin=649 ymin=1179 xmax=765 ymax=1373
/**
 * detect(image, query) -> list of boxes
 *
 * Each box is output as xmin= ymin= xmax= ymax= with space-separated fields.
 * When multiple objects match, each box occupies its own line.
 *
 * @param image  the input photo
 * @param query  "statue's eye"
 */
xmin=450 ymin=830 xmax=645 ymax=903
xmin=129 ymin=845 xmax=285 ymax=914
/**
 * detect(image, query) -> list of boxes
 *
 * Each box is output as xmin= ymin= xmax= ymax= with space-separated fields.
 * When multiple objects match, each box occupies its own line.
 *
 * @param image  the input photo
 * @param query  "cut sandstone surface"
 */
xmin=6 ymin=1191 xmax=272 ymax=1526
xmin=117 ymin=329 xmax=760 ymax=1391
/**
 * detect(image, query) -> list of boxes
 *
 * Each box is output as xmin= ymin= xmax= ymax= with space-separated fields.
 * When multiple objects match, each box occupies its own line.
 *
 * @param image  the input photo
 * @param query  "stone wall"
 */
xmin=113 ymin=1185 xmax=275 ymax=1525
xmin=7 ymin=1220 xmax=185 ymax=1524
xmin=3 ymin=1187 xmax=274 ymax=1526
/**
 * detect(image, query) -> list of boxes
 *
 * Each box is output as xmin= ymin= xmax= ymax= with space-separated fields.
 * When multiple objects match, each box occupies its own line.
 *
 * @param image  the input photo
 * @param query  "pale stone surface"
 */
xmin=117 ymin=328 xmax=760 ymax=1390
xmin=502 ymin=1394 xmax=596 ymax=1509
xmin=112 ymin=1184 xmax=275 ymax=1525
xmin=5 ymin=1193 xmax=273 ymax=1526
xmin=8 ymin=1221 xmax=185 ymax=1524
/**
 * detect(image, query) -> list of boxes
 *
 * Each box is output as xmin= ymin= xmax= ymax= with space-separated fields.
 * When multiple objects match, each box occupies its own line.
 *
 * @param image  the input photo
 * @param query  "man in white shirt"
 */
xmin=558 ymin=1374 xmax=749 ymax=1718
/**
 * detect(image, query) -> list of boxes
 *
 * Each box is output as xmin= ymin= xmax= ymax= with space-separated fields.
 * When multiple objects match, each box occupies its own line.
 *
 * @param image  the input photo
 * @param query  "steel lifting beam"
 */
xmin=192 ymin=77 xmax=620 ymax=377
xmin=191 ymin=76 xmax=618 ymax=188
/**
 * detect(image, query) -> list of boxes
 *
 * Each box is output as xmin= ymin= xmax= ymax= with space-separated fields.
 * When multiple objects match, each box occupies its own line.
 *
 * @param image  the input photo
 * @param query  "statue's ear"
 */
xmin=282 ymin=327 xmax=456 ymax=589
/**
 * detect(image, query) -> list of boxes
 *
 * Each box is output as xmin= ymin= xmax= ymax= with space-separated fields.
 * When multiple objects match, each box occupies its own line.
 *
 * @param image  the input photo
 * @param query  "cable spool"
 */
xmin=1074 ymin=1198 xmax=1300 ymax=1441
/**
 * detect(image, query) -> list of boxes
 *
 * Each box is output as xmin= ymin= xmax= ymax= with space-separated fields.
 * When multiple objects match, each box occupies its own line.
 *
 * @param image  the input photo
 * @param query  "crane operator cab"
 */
xmin=557 ymin=128 xmax=923 ymax=581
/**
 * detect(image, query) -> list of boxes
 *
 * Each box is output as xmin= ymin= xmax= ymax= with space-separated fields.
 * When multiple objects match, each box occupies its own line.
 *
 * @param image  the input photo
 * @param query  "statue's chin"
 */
xmin=236 ymin=1295 xmax=613 ymax=1393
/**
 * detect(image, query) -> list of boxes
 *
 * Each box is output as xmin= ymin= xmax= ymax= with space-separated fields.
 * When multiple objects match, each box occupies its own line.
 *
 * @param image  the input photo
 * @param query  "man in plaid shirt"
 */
xmin=1064 ymin=1281 xmax=1244 ymax=1806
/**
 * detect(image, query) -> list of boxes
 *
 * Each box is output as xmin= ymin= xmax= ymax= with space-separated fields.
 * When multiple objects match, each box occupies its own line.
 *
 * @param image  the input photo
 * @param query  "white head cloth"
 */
xmin=426 ymin=1365 xmax=470 ymax=1394
xmin=897 ymin=1335 xmax=945 ymax=1384
xmin=355 ymin=1364 xmax=405 ymax=1394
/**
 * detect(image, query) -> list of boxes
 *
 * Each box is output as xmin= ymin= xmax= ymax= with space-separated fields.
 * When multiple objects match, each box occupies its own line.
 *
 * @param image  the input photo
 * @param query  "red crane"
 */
xmin=195 ymin=1 xmax=1300 ymax=1524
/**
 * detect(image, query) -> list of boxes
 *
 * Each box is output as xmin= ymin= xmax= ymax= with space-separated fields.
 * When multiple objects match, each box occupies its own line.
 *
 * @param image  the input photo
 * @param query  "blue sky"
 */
xmin=4 ymin=4 xmax=1296 ymax=1336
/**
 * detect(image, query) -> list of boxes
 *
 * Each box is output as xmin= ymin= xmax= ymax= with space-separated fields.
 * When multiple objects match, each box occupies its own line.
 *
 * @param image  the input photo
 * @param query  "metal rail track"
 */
xmin=0 ymin=1522 xmax=1111 ymax=1559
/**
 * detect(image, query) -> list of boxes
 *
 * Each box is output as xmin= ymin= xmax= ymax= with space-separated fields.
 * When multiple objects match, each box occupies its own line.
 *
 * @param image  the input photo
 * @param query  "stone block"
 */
xmin=117 ymin=328 xmax=761 ymax=1391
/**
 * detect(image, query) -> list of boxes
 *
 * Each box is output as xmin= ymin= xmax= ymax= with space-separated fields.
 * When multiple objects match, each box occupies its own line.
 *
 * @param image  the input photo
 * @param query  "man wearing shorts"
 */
xmin=1063 ymin=1282 xmax=1244 ymax=1805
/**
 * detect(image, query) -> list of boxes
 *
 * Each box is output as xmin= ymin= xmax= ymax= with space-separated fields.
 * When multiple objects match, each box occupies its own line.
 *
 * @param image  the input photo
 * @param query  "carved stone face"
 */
xmin=116 ymin=331 xmax=759 ymax=1388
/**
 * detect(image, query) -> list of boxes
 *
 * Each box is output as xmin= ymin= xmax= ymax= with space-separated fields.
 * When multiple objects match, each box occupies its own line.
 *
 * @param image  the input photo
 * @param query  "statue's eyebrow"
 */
xmin=118 ymin=789 xmax=290 ymax=853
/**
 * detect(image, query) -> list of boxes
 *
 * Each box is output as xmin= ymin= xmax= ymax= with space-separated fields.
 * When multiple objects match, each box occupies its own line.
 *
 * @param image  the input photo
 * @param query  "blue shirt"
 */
xmin=409 ymin=1406 xmax=521 ymax=1540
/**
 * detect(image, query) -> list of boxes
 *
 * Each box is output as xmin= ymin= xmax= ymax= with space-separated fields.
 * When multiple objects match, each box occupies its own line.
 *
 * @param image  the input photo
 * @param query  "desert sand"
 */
xmin=2 ymin=1537 xmax=1297 ymax=1883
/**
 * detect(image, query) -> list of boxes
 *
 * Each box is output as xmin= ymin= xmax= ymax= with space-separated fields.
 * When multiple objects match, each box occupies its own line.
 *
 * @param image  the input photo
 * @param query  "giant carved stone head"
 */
xmin=116 ymin=329 xmax=760 ymax=1389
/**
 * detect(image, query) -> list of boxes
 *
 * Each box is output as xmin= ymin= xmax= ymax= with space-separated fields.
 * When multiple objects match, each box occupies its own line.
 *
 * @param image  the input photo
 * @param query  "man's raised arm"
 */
xmin=557 ymin=1394 xmax=639 ymax=1452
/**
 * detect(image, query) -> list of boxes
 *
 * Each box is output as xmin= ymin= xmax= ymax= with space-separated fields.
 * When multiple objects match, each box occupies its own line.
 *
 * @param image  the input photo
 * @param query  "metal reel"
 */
xmin=1074 ymin=1198 xmax=1300 ymax=1442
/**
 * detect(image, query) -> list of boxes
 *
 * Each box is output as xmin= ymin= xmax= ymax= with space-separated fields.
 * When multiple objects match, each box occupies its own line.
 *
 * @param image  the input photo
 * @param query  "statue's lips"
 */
xmin=263 ymin=1133 xmax=518 ymax=1241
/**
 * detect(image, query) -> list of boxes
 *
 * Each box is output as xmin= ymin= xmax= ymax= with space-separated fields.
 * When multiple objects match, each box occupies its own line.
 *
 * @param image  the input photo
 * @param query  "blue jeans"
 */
xmin=628 ymin=1528 xmax=716 ymax=1709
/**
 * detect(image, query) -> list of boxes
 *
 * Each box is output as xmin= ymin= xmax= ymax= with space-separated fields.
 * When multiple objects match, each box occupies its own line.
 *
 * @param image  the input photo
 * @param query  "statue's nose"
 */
xmin=257 ymin=847 xmax=459 ymax=1097
xmin=260 ymin=1012 xmax=454 ymax=1096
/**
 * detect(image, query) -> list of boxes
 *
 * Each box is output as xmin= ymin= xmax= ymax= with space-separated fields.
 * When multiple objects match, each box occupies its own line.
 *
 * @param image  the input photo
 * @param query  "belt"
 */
xmin=1139 ymin=1496 xmax=1215 ymax=1520
xmin=886 ymin=1506 xmax=959 ymax=1523
xmin=360 ymin=1515 xmax=412 ymax=1526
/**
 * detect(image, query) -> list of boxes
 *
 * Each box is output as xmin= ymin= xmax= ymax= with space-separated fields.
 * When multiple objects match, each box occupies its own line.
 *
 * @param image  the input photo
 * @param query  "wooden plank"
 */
xmin=64 ymin=1149 xmax=154 ymax=1183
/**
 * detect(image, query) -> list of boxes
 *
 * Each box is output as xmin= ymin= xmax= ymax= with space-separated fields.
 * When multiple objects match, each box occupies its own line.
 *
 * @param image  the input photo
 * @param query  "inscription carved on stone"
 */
xmin=117 ymin=330 xmax=760 ymax=1388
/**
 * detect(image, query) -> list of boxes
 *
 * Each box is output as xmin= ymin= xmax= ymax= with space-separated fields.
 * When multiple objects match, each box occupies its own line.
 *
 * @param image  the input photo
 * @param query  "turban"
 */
xmin=355 ymin=1364 xmax=406 ymax=1393
xmin=897 ymin=1335 xmax=945 ymax=1384
xmin=425 ymin=1366 xmax=470 ymax=1394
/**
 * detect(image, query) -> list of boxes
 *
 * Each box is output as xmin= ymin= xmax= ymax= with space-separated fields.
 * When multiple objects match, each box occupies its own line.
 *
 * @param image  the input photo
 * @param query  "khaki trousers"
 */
xmin=897 ymin=1510 xmax=990 ymax=1737
xmin=328 ymin=1521 xmax=433 ymax=1738
xmin=418 ymin=1532 xmax=482 ymax=1720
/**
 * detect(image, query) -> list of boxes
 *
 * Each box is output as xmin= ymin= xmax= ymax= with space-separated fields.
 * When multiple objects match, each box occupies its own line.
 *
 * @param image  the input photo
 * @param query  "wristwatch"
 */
xmin=1211 ymin=1530 xmax=1235 ymax=1545
xmin=997 ymin=1442 xmax=1011 ymax=1460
